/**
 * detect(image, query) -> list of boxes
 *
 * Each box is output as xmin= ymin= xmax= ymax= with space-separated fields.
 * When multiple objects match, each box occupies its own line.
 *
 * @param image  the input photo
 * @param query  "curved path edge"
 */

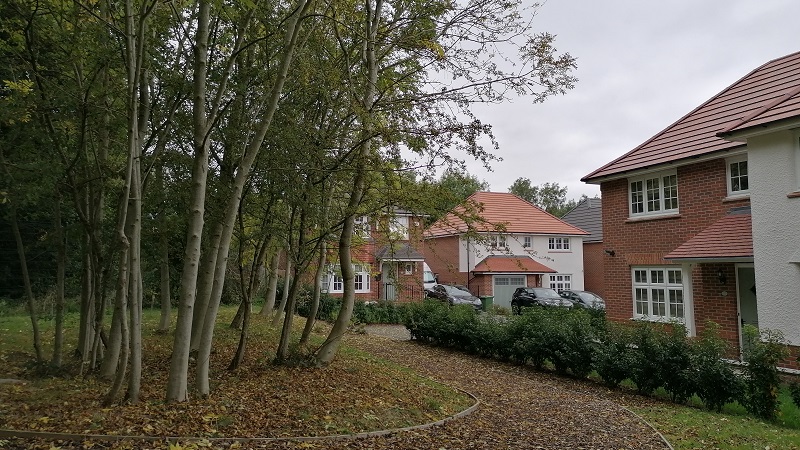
xmin=0 ymin=388 xmax=480 ymax=444
xmin=620 ymin=406 xmax=675 ymax=450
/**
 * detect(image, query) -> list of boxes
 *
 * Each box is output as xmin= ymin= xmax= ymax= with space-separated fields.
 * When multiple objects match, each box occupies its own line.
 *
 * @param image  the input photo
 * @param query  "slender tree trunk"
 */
xmin=260 ymin=250 xmax=280 ymax=315
xmin=313 ymin=0 xmax=381 ymax=366
xmin=228 ymin=293 xmax=251 ymax=371
xmin=271 ymin=251 xmax=292 ymax=327
xmin=167 ymin=0 xmax=212 ymax=403
xmin=157 ymin=164 xmax=171 ymax=332
xmin=300 ymin=242 xmax=326 ymax=345
xmin=52 ymin=194 xmax=65 ymax=367
xmin=125 ymin=159 xmax=143 ymax=403
xmin=8 ymin=200 xmax=44 ymax=362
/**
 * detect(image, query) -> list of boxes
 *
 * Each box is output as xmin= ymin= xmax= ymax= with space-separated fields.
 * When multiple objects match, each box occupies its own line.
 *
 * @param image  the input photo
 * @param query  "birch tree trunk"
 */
xmin=167 ymin=0 xmax=213 ymax=403
xmin=313 ymin=0 xmax=381 ymax=366
xmin=52 ymin=193 xmax=65 ymax=367
xmin=260 ymin=250 xmax=280 ymax=315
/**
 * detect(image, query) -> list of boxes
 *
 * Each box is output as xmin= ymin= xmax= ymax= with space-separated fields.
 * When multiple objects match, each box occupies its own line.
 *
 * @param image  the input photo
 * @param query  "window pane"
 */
xmin=651 ymin=270 xmax=664 ymax=284
xmin=668 ymin=269 xmax=682 ymax=284
xmin=669 ymin=290 xmax=684 ymax=318
xmin=634 ymin=270 xmax=647 ymax=283
xmin=635 ymin=288 xmax=649 ymax=315
xmin=652 ymin=289 xmax=666 ymax=317
xmin=646 ymin=178 xmax=661 ymax=211
xmin=631 ymin=181 xmax=644 ymax=213
xmin=663 ymin=175 xmax=678 ymax=210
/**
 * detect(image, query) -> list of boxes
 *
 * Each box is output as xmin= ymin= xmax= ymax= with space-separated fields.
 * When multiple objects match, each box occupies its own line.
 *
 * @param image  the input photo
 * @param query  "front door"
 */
xmin=737 ymin=265 xmax=758 ymax=358
xmin=382 ymin=262 xmax=396 ymax=301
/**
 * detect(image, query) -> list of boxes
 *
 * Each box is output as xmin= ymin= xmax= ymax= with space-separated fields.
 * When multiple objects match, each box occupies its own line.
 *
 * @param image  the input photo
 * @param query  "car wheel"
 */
xmin=511 ymin=301 xmax=522 ymax=315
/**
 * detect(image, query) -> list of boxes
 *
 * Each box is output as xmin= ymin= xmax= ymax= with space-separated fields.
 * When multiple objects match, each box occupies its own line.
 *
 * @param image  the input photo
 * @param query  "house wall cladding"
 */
xmin=600 ymin=159 xmax=750 ymax=343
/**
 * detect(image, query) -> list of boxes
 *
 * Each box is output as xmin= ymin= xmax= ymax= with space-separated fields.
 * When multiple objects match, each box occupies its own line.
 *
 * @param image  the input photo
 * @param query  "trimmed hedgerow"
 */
xmin=400 ymin=301 xmax=794 ymax=425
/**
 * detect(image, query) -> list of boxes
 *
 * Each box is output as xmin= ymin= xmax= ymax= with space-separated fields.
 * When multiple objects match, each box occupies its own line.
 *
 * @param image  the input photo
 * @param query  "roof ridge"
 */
xmin=718 ymin=84 xmax=800 ymax=134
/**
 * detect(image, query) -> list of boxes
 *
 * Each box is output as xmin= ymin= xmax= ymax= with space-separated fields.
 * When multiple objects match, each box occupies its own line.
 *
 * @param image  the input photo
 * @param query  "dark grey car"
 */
xmin=559 ymin=290 xmax=606 ymax=310
xmin=428 ymin=284 xmax=483 ymax=311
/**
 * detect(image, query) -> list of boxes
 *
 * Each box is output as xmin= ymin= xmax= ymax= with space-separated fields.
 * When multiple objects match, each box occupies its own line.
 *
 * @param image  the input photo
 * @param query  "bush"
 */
xmin=660 ymin=323 xmax=694 ymax=403
xmin=628 ymin=322 xmax=667 ymax=395
xmin=352 ymin=301 xmax=409 ymax=325
xmin=690 ymin=322 xmax=742 ymax=411
xmin=594 ymin=323 xmax=634 ymax=388
xmin=741 ymin=325 xmax=790 ymax=420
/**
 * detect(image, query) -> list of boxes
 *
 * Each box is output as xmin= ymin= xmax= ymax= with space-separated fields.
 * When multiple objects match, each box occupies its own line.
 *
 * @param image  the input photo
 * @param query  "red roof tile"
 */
xmin=583 ymin=51 xmax=800 ymax=182
xmin=472 ymin=255 xmax=556 ymax=274
xmin=664 ymin=211 xmax=753 ymax=261
xmin=425 ymin=191 xmax=589 ymax=238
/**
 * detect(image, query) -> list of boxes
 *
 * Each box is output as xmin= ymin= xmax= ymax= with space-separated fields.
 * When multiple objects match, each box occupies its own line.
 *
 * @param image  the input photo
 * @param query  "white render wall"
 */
xmin=457 ymin=234 xmax=585 ymax=290
xmin=747 ymin=130 xmax=800 ymax=345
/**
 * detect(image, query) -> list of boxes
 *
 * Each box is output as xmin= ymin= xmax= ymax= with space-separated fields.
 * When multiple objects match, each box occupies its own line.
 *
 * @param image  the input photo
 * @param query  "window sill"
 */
xmin=625 ymin=213 xmax=681 ymax=223
xmin=787 ymin=191 xmax=800 ymax=199
xmin=723 ymin=193 xmax=750 ymax=202
xmin=547 ymin=250 xmax=572 ymax=253
xmin=631 ymin=315 xmax=686 ymax=324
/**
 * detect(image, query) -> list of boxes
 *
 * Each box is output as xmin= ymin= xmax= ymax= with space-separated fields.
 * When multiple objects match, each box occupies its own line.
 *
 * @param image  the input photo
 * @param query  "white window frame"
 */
xmin=389 ymin=215 xmax=409 ymax=240
xmin=726 ymin=154 xmax=749 ymax=196
xmin=324 ymin=264 xmax=371 ymax=293
xmin=549 ymin=274 xmax=571 ymax=291
xmin=632 ymin=266 xmax=685 ymax=323
xmin=629 ymin=170 xmax=679 ymax=218
xmin=354 ymin=216 xmax=371 ymax=238
xmin=548 ymin=237 xmax=570 ymax=251
xmin=523 ymin=236 xmax=532 ymax=248
xmin=404 ymin=262 xmax=413 ymax=275
xmin=488 ymin=234 xmax=507 ymax=249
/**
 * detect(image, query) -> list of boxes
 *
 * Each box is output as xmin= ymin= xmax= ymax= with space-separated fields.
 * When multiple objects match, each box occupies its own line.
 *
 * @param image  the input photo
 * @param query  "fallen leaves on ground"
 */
xmin=0 ymin=318 xmax=670 ymax=449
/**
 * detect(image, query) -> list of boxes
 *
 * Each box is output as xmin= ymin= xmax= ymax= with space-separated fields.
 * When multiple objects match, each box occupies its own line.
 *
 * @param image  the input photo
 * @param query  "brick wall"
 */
xmin=583 ymin=242 xmax=605 ymax=297
xmin=601 ymin=159 xmax=750 ymax=347
xmin=424 ymin=236 xmax=463 ymax=285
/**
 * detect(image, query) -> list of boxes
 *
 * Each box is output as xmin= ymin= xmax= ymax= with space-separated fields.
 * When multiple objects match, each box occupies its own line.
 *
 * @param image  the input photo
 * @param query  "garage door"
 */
xmin=493 ymin=276 xmax=527 ymax=310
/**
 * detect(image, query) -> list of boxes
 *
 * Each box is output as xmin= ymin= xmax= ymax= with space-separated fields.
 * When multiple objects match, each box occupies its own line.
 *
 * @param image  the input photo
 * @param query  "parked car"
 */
xmin=559 ymin=290 xmax=606 ymax=310
xmin=511 ymin=287 xmax=573 ymax=314
xmin=427 ymin=284 xmax=482 ymax=311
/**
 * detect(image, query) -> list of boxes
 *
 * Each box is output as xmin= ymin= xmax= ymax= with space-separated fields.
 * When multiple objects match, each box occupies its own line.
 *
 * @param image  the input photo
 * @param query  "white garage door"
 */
xmin=493 ymin=276 xmax=527 ymax=310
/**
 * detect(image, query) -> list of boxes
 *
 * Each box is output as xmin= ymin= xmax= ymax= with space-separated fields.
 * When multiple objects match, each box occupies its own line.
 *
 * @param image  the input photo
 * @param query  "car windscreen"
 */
xmin=532 ymin=288 xmax=560 ymax=297
xmin=443 ymin=285 xmax=472 ymax=296
xmin=578 ymin=292 xmax=601 ymax=302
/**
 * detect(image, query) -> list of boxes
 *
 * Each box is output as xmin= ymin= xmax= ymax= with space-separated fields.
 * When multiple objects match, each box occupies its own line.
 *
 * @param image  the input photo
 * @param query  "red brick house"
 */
xmin=423 ymin=191 xmax=588 ymax=310
xmin=321 ymin=211 xmax=428 ymax=302
xmin=582 ymin=51 xmax=800 ymax=365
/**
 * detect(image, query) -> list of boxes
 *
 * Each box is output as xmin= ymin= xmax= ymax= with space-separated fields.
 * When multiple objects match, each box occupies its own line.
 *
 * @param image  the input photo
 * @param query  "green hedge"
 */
xmin=402 ymin=300 xmax=791 ymax=419
xmin=295 ymin=291 xmax=410 ymax=325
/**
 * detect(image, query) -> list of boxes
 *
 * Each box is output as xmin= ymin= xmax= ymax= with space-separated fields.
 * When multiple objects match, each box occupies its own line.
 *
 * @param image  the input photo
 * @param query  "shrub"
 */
xmin=594 ymin=323 xmax=634 ymax=388
xmin=628 ymin=322 xmax=667 ymax=395
xmin=404 ymin=300 xmax=451 ymax=343
xmin=690 ymin=322 xmax=742 ymax=411
xmin=660 ymin=323 xmax=694 ymax=403
xmin=547 ymin=309 xmax=596 ymax=378
xmin=741 ymin=325 xmax=790 ymax=420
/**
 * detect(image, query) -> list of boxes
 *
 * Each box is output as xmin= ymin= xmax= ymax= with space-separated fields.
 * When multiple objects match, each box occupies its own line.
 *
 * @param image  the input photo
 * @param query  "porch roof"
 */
xmin=375 ymin=243 xmax=425 ymax=262
xmin=472 ymin=255 xmax=556 ymax=274
xmin=664 ymin=208 xmax=753 ymax=261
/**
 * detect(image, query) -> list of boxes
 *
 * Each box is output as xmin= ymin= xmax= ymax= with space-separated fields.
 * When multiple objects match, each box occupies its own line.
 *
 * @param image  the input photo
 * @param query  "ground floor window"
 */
xmin=549 ymin=274 xmax=571 ymax=291
xmin=323 ymin=264 xmax=371 ymax=293
xmin=632 ymin=266 xmax=684 ymax=321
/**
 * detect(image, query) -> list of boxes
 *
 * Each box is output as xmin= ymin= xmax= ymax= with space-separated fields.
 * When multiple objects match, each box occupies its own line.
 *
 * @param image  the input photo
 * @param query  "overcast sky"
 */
xmin=465 ymin=0 xmax=800 ymax=200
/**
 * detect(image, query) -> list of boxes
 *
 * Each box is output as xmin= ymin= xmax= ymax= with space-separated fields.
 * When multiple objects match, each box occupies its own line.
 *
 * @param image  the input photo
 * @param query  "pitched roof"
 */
xmin=472 ymin=255 xmax=556 ymax=274
xmin=583 ymin=51 xmax=800 ymax=183
xmin=425 ymin=191 xmax=589 ymax=238
xmin=664 ymin=208 xmax=753 ymax=261
xmin=560 ymin=197 xmax=602 ymax=243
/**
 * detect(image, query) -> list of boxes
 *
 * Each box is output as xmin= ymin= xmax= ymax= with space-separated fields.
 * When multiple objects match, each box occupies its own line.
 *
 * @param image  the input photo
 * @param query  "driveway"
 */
xmin=319 ymin=328 xmax=672 ymax=449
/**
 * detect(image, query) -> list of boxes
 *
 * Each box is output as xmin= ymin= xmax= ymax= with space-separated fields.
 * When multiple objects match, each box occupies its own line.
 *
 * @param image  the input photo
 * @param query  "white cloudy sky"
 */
xmin=464 ymin=0 xmax=800 ymax=200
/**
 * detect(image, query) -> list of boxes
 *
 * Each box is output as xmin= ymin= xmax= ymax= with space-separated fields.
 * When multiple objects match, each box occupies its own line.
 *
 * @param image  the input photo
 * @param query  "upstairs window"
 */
xmin=354 ymin=216 xmax=371 ymax=238
xmin=727 ymin=155 xmax=749 ymax=196
xmin=629 ymin=170 xmax=679 ymax=217
xmin=548 ymin=237 xmax=570 ymax=250
xmin=488 ymin=234 xmax=507 ymax=248
xmin=388 ymin=215 xmax=409 ymax=240
xmin=523 ymin=236 xmax=532 ymax=248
